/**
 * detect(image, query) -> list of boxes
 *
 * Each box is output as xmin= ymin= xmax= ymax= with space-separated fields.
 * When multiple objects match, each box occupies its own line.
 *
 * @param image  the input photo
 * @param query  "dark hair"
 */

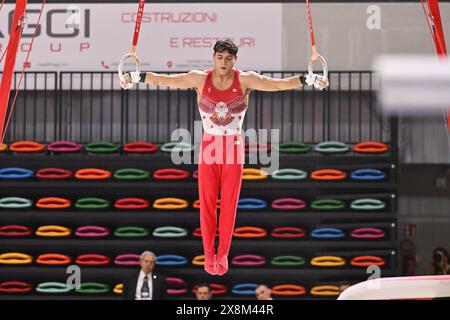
xmin=213 ymin=39 xmax=238 ymax=56
xmin=431 ymin=247 xmax=449 ymax=275
xmin=195 ymin=283 xmax=211 ymax=292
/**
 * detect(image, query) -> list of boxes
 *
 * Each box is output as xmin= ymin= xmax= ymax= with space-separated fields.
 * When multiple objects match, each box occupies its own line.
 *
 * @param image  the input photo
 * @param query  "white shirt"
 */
xmin=135 ymin=270 xmax=153 ymax=300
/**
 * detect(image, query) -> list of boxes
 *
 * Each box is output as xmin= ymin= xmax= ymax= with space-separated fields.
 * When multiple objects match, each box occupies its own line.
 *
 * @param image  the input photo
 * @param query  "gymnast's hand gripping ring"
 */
xmin=118 ymin=52 xmax=140 ymax=90
xmin=308 ymin=48 xmax=328 ymax=82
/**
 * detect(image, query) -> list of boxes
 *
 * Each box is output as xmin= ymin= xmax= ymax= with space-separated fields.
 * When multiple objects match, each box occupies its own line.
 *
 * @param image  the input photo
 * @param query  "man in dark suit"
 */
xmin=123 ymin=251 xmax=167 ymax=300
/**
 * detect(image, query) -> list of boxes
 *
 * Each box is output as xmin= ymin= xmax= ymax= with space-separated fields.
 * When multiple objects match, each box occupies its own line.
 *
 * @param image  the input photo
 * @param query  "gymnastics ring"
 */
xmin=351 ymin=227 xmax=385 ymax=239
xmin=75 ymin=198 xmax=110 ymax=210
xmin=75 ymin=254 xmax=110 ymax=266
xmin=47 ymin=141 xmax=82 ymax=153
xmin=0 ymin=281 xmax=32 ymax=293
xmin=75 ymin=226 xmax=110 ymax=237
xmin=311 ymin=256 xmax=346 ymax=267
xmin=271 ymin=284 xmax=306 ymax=296
xmin=36 ymin=197 xmax=71 ymax=209
xmin=237 ymin=198 xmax=267 ymax=210
xmin=114 ymin=168 xmax=150 ymax=180
xmin=232 ymin=254 xmax=266 ymax=266
xmin=75 ymin=168 xmax=112 ymax=180
xmin=350 ymin=169 xmax=386 ymax=181
xmin=0 ymin=197 xmax=32 ymax=208
xmin=0 ymin=225 xmax=32 ymax=237
xmin=271 ymin=256 xmax=306 ymax=267
xmin=123 ymin=142 xmax=159 ymax=153
xmin=118 ymin=52 xmax=140 ymax=90
xmin=271 ymin=198 xmax=306 ymax=210
xmin=36 ymin=282 xmax=71 ymax=294
xmin=233 ymin=226 xmax=268 ymax=238
xmin=193 ymin=199 xmax=220 ymax=209
xmin=311 ymin=199 xmax=346 ymax=210
xmin=0 ymin=252 xmax=33 ymax=265
xmin=311 ymin=169 xmax=347 ymax=181
xmin=311 ymin=285 xmax=341 ymax=296
xmin=114 ymin=254 xmax=140 ymax=266
xmin=10 ymin=141 xmax=45 ymax=153
xmin=192 ymin=255 xmax=205 ymax=266
xmin=231 ymin=283 xmax=259 ymax=296
xmin=314 ymin=141 xmax=349 ymax=154
xmin=308 ymin=49 xmax=328 ymax=82
xmin=0 ymin=144 xmax=7 ymax=152
xmin=153 ymin=168 xmax=190 ymax=180
xmin=36 ymin=253 xmax=72 ymax=265
xmin=114 ymin=226 xmax=149 ymax=238
xmin=0 ymin=167 xmax=33 ymax=179
xmin=152 ymin=226 xmax=188 ymax=238
xmin=156 ymin=255 xmax=188 ymax=266
xmin=311 ymin=227 xmax=345 ymax=239
xmin=192 ymin=227 xmax=219 ymax=238
xmin=276 ymin=141 xmax=310 ymax=154
xmin=36 ymin=168 xmax=72 ymax=179
xmin=354 ymin=141 xmax=389 ymax=154
xmin=351 ymin=256 xmax=385 ymax=267
xmin=75 ymin=282 xmax=109 ymax=294
xmin=114 ymin=198 xmax=149 ymax=210
xmin=36 ymin=225 xmax=71 ymax=237
xmin=161 ymin=141 xmax=195 ymax=153
xmin=271 ymin=227 xmax=306 ymax=239
xmin=153 ymin=198 xmax=189 ymax=210
xmin=113 ymin=283 xmax=123 ymax=295
xmin=242 ymin=168 xmax=268 ymax=180
xmin=350 ymin=198 xmax=386 ymax=210
xmin=85 ymin=141 xmax=119 ymax=154
xmin=166 ymin=277 xmax=188 ymax=295
xmin=271 ymin=168 xmax=308 ymax=180
xmin=245 ymin=141 xmax=271 ymax=153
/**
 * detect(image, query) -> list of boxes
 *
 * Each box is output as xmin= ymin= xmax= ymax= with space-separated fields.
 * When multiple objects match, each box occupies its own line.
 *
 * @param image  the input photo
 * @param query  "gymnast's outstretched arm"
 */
xmin=121 ymin=70 xmax=205 ymax=90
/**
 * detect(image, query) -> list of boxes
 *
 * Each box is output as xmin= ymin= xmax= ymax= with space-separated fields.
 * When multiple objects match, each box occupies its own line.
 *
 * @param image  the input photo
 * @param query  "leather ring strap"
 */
xmin=85 ymin=141 xmax=119 ymax=153
xmin=0 ymin=281 xmax=32 ymax=293
xmin=0 ymin=225 xmax=32 ymax=236
xmin=114 ymin=198 xmax=149 ymax=209
xmin=311 ymin=256 xmax=346 ymax=267
xmin=153 ymin=168 xmax=190 ymax=180
xmin=75 ymin=198 xmax=110 ymax=210
xmin=314 ymin=141 xmax=350 ymax=154
xmin=75 ymin=168 xmax=112 ymax=180
xmin=232 ymin=254 xmax=266 ymax=266
xmin=114 ymin=168 xmax=150 ymax=180
xmin=47 ymin=141 xmax=82 ymax=153
xmin=156 ymin=255 xmax=188 ymax=266
xmin=271 ymin=227 xmax=306 ymax=239
xmin=271 ymin=168 xmax=308 ymax=180
xmin=36 ymin=282 xmax=71 ymax=293
xmin=311 ymin=228 xmax=345 ymax=239
xmin=113 ymin=283 xmax=123 ymax=295
xmin=276 ymin=141 xmax=310 ymax=154
xmin=271 ymin=198 xmax=306 ymax=210
xmin=242 ymin=168 xmax=268 ymax=180
xmin=36 ymin=197 xmax=71 ymax=209
xmin=36 ymin=225 xmax=71 ymax=237
xmin=233 ymin=226 xmax=268 ymax=238
xmin=153 ymin=226 xmax=188 ymax=238
xmin=311 ymin=169 xmax=347 ymax=181
xmin=232 ymin=283 xmax=259 ymax=296
xmin=311 ymin=199 xmax=346 ymax=210
xmin=245 ymin=141 xmax=271 ymax=152
xmin=192 ymin=255 xmax=205 ymax=266
xmin=311 ymin=285 xmax=341 ymax=296
xmin=351 ymin=256 xmax=385 ymax=267
xmin=114 ymin=226 xmax=149 ymax=238
xmin=192 ymin=227 xmax=219 ymax=238
xmin=193 ymin=199 xmax=220 ymax=209
xmin=0 ymin=143 xmax=7 ymax=152
xmin=0 ymin=167 xmax=33 ymax=179
xmin=36 ymin=253 xmax=72 ymax=265
xmin=166 ymin=277 xmax=188 ymax=295
xmin=192 ymin=283 xmax=227 ymax=295
xmin=75 ymin=282 xmax=109 ymax=294
xmin=350 ymin=198 xmax=386 ymax=210
xmin=354 ymin=141 xmax=389 ymax=154
xmin=153 ymin=198 xmax=189 ymax=210
xmin=36 ymin=168 xmax=72 ymax=179
xmin=271 ymin=284 xmax=306 ymax=296
xmin=237 ymin=198 xmax=267 ymax=210
xmin=10 ymin=141 xmax=45 ymax=153
xmin=123 ymin=142 xmax=159 ymax=153
xmin=350 ymin=169 xmax=386 ymax=181
xmin=0 ymin=252 xmax=33 ymax=265
xmin=271 ymin=255 xmax=306 ymax=267
xmin=351 ymin=227 xmax=385 ymax=239
xmin=161 ymin=141 xmax=195 ymax=153
xmin=75 ymin=254 xmax=110 ymax=266
xmin=0 ymin=197 xmax=32 ymax=208
xmin=75 ymin=226 xmax=110 ymax=237
xmin=114 ymin=254 xmax=140 ymax=266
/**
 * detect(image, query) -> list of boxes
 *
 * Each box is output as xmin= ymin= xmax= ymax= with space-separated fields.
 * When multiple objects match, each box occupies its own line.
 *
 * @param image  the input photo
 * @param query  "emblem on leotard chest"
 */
xmin=210 ymin=102 xmax=234 ymax=126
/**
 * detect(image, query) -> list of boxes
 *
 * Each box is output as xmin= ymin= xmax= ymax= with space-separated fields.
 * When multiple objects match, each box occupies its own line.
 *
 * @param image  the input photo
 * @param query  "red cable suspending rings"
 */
xmin=153 ymin=168 xmax=190 ymax=180
xmin=123 ymin=142 xmax=159 ymax=153
xmin=0 ymin=281 xmax=33 ymax=293
xmin=0 ymin=225 xmax=32 ymax=237
xmin=114 ymin=198 xmax=149 ymax=210
xmin=75 ymin=254 xmax=110 ymax=266
xmin=36 ymin=168 xmax=73 ymax=180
